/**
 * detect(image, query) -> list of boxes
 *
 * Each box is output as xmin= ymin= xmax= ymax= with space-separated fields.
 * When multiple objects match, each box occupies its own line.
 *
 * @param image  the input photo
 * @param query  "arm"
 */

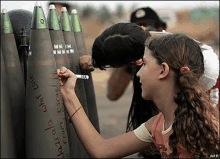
xmin=67 ymin=93 xmax=153 ymax=158
xmin=57 ymin=67 xmax=154 ymax=158
xmin=107 ymin=66 xmax=132 ymax=101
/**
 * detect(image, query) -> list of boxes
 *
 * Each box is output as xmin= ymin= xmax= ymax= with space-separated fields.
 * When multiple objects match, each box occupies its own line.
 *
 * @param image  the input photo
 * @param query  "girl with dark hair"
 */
xmin=57 ymin=33 xmax=219 ymax=158
xmin=87 ymin=23 xmax=161 ymax=158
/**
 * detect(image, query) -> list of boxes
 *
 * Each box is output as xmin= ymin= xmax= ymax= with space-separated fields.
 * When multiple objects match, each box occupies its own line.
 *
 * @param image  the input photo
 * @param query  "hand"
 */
xmin=79 ymin=55 xmax=95 ymax=72
xmin=57 ymin=67 xmax=77 ymax=100
xmin=140 ymin=25 xmax=147 ymax=32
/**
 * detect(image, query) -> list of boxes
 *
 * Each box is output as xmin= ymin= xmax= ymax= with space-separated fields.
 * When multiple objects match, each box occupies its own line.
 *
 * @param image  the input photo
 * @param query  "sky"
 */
xmin=1 ymin=1 xmax=219 ymax=15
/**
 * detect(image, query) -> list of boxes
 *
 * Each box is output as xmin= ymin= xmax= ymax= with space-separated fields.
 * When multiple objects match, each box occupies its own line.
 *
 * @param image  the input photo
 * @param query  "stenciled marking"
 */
xmin=65 ymin=44 xmax=71 ymax=49
xmin=57 ymin=50 xmax=61 ymax=54
xmin=4 ymin=61 xmax=21 ymax=67
xmin=70 ymin=49 xmax=74 ymax=53
xmin=59 ymin=44 xmax=63 ymax=49
xmin=54 ymin=44 xmax=59 ymax=49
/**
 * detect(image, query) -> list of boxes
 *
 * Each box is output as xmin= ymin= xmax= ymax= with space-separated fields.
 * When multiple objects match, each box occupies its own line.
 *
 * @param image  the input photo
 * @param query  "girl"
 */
xmin=81 ymin=23 xmax=161 ymax=158
xmin=57 ymin=33 xmax=219 ymax=158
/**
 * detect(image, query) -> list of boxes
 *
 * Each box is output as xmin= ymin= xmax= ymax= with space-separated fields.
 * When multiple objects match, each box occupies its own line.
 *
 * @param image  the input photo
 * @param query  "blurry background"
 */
xmin=1 ymin=1 xmax=219 ymax=157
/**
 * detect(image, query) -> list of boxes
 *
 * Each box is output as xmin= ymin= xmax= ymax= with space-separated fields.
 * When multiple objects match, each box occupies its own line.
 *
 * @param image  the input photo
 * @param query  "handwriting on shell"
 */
xmin=30 ymin=74 xmax=39 ymax=90
xmin=45 ymin=118 xmax=68 ymax=158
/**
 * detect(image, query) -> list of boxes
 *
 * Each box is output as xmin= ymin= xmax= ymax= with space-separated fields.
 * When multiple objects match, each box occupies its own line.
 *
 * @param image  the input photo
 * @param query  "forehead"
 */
xmin=143 ymin=47 xmax=153 ymax=60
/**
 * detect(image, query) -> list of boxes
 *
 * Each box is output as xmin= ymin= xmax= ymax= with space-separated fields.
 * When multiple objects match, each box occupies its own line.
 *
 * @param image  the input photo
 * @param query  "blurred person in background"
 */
xmin=106 ymin=7 xmax=167 ymax=102
xmin=47 ymin=0 xmax=73 ymax=16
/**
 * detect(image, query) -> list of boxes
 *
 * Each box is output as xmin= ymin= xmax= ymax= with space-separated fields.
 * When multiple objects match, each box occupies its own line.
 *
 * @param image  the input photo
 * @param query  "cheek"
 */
xmin=140 ymin=71 xmax=157 ymax=100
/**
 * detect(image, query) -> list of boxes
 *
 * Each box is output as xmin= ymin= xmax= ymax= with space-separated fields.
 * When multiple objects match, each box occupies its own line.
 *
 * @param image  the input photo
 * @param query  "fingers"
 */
xmin=60 ymin=66 xmax=68 ymax=74
xmin=59 ymin=78 xmax=64 ymax=86
xmin=57 ymin=67 xmax=77 ymax=80
xmin=87 ymin=65 xmax=95 ymax=71
xmin=57 ymin=67 xmax=70 ymax=78
xmin=79 ymin=55 xmax=94 ymax=72
xmin=57 ymin=67 xmax=77 ymax=90
xmin=140 ymin=26 xmax=147 ymax=32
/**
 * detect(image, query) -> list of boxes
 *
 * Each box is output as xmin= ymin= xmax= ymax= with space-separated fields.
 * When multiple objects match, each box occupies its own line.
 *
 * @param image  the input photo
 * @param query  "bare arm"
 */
xmin=66 ymin=93 xmax=154 ymax=158
xmin=107 ymin=66 xmax=132 ymax=101
xmin=57 ymin=67 xmax=156 ymax=158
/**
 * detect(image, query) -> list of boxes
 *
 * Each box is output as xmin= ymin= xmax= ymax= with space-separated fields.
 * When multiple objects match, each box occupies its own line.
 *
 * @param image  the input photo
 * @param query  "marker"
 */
xmin=76 ymin=74 xmax=89 ymax=79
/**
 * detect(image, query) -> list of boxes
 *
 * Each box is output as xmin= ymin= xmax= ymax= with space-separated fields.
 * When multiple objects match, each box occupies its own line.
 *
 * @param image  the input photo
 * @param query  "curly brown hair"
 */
xmin=145 ymin=33 xmax=219 ymax=158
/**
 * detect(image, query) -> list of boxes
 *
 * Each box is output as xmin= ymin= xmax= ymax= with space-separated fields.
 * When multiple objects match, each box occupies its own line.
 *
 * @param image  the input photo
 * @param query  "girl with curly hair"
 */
xmin=57 ymin=33 xmax=219 ymax=158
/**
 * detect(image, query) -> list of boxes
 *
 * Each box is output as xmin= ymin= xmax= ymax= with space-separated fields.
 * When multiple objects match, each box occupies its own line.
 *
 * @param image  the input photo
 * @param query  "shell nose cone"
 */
xmin=61 ymin=7 xmax=67 ymax=12
xmin=71 ymin=9 xmax=77 ymax=14
xmin=49 ymin=4 xmax=56 ymax=10
xmin=35 ymin=1 xmax=41 ymax=6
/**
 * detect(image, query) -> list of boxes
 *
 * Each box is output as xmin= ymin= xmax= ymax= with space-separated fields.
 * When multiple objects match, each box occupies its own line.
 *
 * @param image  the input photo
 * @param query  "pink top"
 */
xmin=151 ymin=113 xmax=193 ymax=158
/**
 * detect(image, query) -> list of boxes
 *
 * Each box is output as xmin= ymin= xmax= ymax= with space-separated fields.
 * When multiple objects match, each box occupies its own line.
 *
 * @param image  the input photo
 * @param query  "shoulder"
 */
xmin=145 ymin=113 xmax=162 ymax=134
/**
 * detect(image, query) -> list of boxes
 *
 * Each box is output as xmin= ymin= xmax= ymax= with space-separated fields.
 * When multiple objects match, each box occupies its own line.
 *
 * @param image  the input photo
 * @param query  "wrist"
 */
xmin=63 ymin=91 xmax=80 ymax=115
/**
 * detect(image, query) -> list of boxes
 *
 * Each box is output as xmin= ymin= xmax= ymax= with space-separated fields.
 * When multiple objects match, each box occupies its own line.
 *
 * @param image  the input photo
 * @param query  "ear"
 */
xmin=158 ymin=62 xmax=170 ymax=80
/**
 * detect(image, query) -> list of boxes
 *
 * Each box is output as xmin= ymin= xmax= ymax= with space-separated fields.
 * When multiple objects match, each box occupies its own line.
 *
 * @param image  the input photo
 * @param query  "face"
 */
xmin=56 ymin=4 xmax=63 ymax=16
xmin=136 ymin=48 xmax=161 ymax=100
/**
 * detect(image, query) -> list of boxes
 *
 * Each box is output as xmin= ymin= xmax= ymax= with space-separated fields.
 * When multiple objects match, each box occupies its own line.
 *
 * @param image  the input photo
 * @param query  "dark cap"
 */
xmin=130 ymin=7 xmax=166 ymax=30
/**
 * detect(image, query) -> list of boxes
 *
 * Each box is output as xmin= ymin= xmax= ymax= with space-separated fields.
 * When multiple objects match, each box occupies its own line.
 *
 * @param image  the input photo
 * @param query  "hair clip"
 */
xmin=180 ymin=66 xmax=190 ymax=72
xmin=135 ymin=58 xmax=143 ymax=66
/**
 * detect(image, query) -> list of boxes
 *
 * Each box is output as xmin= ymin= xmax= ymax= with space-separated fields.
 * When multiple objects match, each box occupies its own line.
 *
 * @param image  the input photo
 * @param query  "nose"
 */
xmin=136 ymin=69 xmax=141 ymax=78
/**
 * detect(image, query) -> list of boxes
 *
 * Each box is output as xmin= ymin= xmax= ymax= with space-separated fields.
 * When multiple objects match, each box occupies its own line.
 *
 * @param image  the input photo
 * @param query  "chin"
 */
xmin=142 ymin=92 xmax=151 ymax=100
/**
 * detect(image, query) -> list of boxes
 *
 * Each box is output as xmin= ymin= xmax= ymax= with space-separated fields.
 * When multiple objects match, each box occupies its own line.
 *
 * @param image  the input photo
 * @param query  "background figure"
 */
xmin=130 ymin=7 xmax=166 ymax=31
xmin=47 ymin=1 xmax=73 ymax=16
xmin=107 ymin=7 xmax=167 ymax=101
